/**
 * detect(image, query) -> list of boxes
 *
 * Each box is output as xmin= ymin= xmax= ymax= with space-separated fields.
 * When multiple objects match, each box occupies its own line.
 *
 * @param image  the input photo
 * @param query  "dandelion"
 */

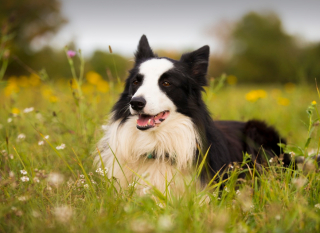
xmin=315 ymin=203 xmax=320 ymax=209
xmin=7 ymin=118 xmax=12 ymax=123
xmin=67 ymin=50 xmax=76 ymax=58
xmin=47 ymin=172 xmax=64 ymax=187
xmin=17 ymin=134 xmax=26 ymax=141
xmin=312 ymin=100 xmax=317 ymax=106
xmin=44 ymin=135 xmax=50 ymax=139
xmin=20 ymin=170 xmax=27 ymax=175
xmin=56 ymin=143 xmax=66 ymax=150
xmin=53 ymin=205 xmax=73 ymax=223
xmin=20 ymin=176 xmax=29 ymax=182
xmin=23 ymin=107 xmax=34 ymax=113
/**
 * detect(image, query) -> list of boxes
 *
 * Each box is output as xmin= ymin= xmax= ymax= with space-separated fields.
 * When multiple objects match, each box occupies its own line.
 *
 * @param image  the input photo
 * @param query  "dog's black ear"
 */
xmin=180 ymin=45 xmax=210 ymax=85
xmin=134 ymin=35 xmax=155 ymax=63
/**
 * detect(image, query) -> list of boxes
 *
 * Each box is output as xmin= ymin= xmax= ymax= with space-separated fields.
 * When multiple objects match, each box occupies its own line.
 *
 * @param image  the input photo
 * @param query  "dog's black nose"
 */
xmin=130 ymin=97 xmax=146 ymax=111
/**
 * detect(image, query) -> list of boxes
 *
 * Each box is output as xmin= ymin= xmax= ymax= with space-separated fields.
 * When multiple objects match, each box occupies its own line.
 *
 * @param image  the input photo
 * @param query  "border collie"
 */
xmin=95 ymin=35 xmax=289 ymax=194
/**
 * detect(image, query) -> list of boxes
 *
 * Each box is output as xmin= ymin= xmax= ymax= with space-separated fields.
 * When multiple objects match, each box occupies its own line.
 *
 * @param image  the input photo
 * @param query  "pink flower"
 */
xmin=67 ymin=50 xmax=76 ymax=58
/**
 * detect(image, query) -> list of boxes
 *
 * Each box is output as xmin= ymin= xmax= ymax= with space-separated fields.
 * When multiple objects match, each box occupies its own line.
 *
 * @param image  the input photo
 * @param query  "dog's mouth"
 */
xmin=136 ymin=110 xmax=170 ymax=130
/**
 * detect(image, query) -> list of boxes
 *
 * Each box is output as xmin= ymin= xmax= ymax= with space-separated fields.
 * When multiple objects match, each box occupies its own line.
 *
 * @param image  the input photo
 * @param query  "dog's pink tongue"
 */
xmin=137 ymin=115 xmax=155 ymax=126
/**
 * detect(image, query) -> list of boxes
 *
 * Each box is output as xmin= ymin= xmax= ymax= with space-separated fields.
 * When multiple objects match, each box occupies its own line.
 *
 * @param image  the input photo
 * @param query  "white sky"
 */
xmin=48 ymin=0 xmax=320 ymax=56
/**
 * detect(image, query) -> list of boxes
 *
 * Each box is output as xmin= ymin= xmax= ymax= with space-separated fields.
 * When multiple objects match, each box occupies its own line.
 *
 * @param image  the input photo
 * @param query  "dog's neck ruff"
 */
xmin=95 ymin=112 xmax=201 ymax=193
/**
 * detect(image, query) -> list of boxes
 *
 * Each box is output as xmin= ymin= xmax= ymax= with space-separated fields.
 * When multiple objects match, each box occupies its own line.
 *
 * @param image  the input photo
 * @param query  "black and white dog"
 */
xmin=95 ymin=35 xmax=289 ymax=193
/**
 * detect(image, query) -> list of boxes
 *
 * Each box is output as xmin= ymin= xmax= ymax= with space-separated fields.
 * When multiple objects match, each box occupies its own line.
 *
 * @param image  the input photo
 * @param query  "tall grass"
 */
xmin=1 ymin=51 xmax=320 ymax=232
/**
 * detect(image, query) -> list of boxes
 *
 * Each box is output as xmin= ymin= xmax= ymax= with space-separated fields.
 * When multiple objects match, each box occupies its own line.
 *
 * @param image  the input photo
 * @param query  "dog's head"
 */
xmin=113 ymin=35 xmax=210 ymax=130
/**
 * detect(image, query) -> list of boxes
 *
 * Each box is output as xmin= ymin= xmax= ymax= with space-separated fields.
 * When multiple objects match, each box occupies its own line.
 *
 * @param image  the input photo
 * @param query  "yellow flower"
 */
xmin=41 ymin=85 xmax=53 ymax=98
xmin=70 ymin=78 xmax=79 ymax=89
xmin=312 ymin=100 xmax=317 ymax=105
xmin=18 ymin=76 xmax=29 ymax=87
xmin=81 ymin=83 xmax=94 ymax=95
xmin=227 ymin=75 xmax=237 ymax=85
xmin=86 ymin=71 xmax=102 ymax=85
xmin=4 ymin=84 xmax=20 ymax=96
xmin=29 ymin=74 xmax=41 ymax=86
xmin=277 ymin=97 xmax=290 ymax=106
xmin=49 ymin=95 xmax=59 ymax=103
xmin=96 ymin=80 xmax=109 ymax=93
xmin=245 ymin=90 xmax=267 ymax=102
xmin=12 ymin=108 xmax=20 ymax=114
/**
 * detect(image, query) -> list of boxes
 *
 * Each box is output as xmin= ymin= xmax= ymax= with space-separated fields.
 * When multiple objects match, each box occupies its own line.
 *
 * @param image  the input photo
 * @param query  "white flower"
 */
xmin=236 ymin=190 xmax=241 ymax=196
xmin=80 ymin=174 xmax=85 ymax=179
xmin=158 ymin=215 xmax=174 ymax=231
xmin=269 ymin=158 xmax=274 ymax=163
xmin=20 ymin=170 xmax=27 ymax=175
xmin=44 ymin=135 xmax=49 ymax=139
xmin=56 ymin=143 xmax=66 ymax=150
xmin=17 ymin=134 xmax=26 ymax=140
xmin=143 ymin=187 xmax=151 ymax=194
xmin=95 ymin=167 xmax=108 ymax=176
xmin=9 ymin=171 xmax=15 ymax=177
xmin=18 ymin=196 xmax=29 ymax=201
xmin=23 ymin=107 xmax=34 ymax=113
xmin=33 ymin=177 xmax=40 ymax=183
xmin=38 ymin=140 xmax=44 ymax=146
xmin=47 ymin=172 xmax=64 ymax=187
xmin=84 ymin=184 xmax=89 ymax=189
xmin=53 ymin=206 xmax=73 ymax=224
xmin=21 ymin=176 xmax=29 ymax=182
xmin=275 ymin=215 xmax=281 ymax=220
xmin=7 ymin=118 xmax=12 ymax=123
xmin=315 ymin=203 xmax=320 ymax=209
xmin=9 ymin=154 xmax=14 ymax=159
xmin=224 ymin=186 xmax=229 ymax=192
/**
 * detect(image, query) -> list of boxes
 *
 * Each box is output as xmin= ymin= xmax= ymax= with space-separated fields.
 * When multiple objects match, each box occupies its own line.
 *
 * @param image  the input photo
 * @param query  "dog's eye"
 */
xmin=133 ymin=80 xmax=139 ymax=85
xmin=162 ymin=81 xmax=170 ymax=87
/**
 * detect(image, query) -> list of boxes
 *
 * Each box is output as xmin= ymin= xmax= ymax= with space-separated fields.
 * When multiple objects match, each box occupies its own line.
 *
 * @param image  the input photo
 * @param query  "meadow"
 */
xmin=1 ymin=56 xmax=320 ymax=232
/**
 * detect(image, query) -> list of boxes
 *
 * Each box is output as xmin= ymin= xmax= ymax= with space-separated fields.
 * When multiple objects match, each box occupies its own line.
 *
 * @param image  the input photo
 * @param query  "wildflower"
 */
xmin=53 ymin=205 xmax=73 ymax=223
xmin=7 ymin=118 xmax=12 ymax=123
xmin=269 ymin=157 xmax=273 ymax=163
xmin=17 ymin=134 xmax=26 ymax=141
xmin=20 ymin=170 xmax=27 ymax=175
xmin=9 ymin=171 xmax=15 ymax=177
xmin=18 ymin=196 xmax=29 ymax=201
xmin=86 ymin=71 xmax=102 ymax=85
xmin=96 ymin=167 xmax=108 ymax=176
xmin=224 ymin=186 xmax=230 ymax=192
xmin=21 ymin=176 xmax=29 ymax=182
xmin=23 ymin=107 xmax=34 ymax=113
xmin=12 ymin=107 xmax=20 ymax=115
xmin=67 ymin=50 xmax=76 ymax=58
xmin=275 ymin=215 xmax=281 ymax=220
xmin=312 ymin=100 xmax=317 ymax=106
xmin=277 ymin=97 xmax=290 ymax=106
xmin=236 ymin=190 xmax=241 ymax=196
xmin=44 ymin=135 xmax=50 ymax=139
xmin=47 ymin=172 xmax=64 ymax=187
xmin=245 ymin=90 xmax=267 ymax=102
xmin=142 ymin=187 xmax=150 ymax=195
xmin=56 ymin=143 xmax=66 ymax=150
xmin=158 ymin=215 xmax=174 ymax=231
xmin=80 ymin=174 xmax=85 ymax=179
xmin=128 ymin=182 xmax=135 ymax=187
xmin=84 ymin=184 xmax=89 ymax=189
xmin=33 ymin=177 xmax=40 ymax=183
xmin=91 ymin=179 xmax=96 ymax=184
xmin=315 ymin=203 xmax=320 ymax=209
xmin=38 ymin=140 xmax=44 ymax=145
xmin=9 ymin=154 xmax=14 ymax=159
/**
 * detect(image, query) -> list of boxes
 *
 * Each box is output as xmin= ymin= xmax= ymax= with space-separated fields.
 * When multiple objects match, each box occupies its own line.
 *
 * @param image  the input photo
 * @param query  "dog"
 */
xmin=94 ymin=35 xmax=290 ymax=194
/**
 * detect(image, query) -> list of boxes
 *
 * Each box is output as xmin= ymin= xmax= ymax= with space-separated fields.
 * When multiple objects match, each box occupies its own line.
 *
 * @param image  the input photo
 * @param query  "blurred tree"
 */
xmin=299 ymin=43 xmax=320 ymax=83
xmin=222 ymin=12 xmax=300 ymax=83
xmin=0 ymin=0 xmax=66 ymax=77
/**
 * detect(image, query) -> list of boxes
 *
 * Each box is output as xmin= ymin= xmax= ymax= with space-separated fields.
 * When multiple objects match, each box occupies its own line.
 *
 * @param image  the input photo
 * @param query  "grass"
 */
xmin=1 ymin=57 xmax=320 ymax=232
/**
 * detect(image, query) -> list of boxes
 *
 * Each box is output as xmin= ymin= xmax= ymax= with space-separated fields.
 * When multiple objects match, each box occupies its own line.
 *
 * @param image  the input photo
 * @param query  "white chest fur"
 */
xmin=95 ymin=112 xmax=201 ymax=194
